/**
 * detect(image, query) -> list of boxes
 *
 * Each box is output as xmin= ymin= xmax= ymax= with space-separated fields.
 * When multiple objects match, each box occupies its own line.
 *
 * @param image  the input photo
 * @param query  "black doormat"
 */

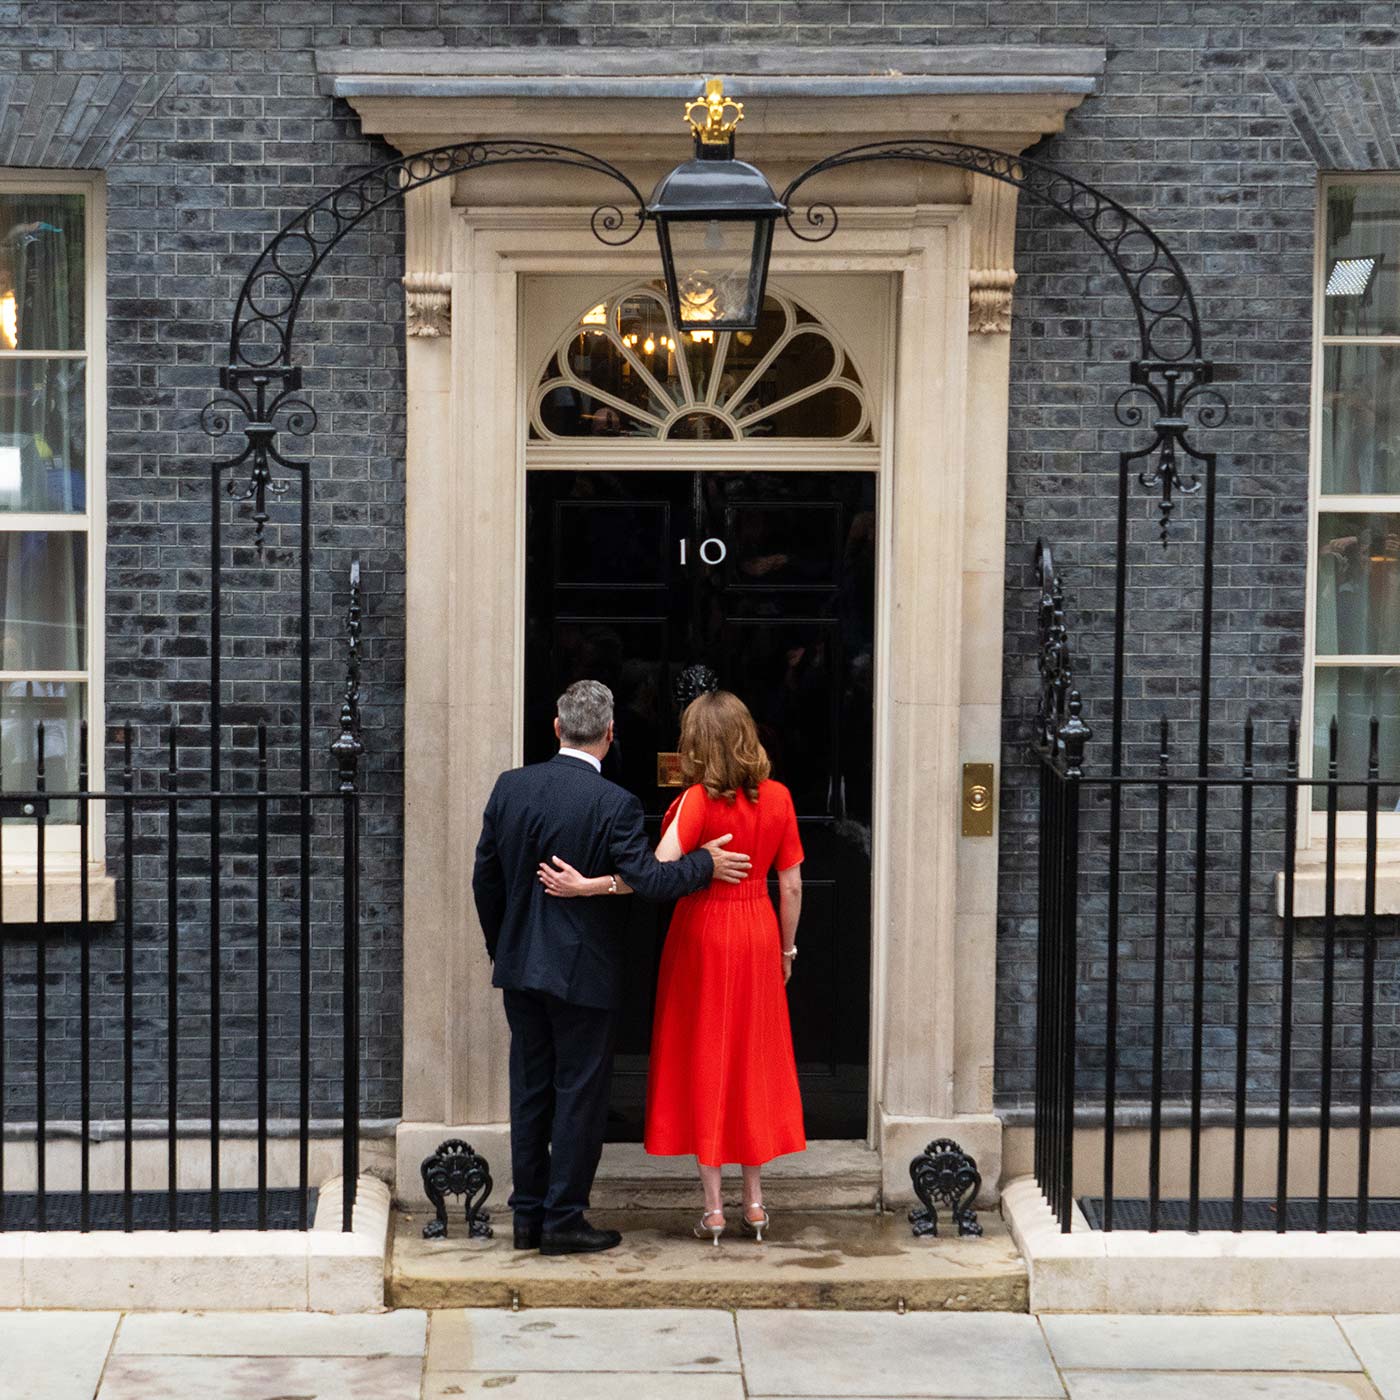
xmin=1080 ymin=1196 xmax=1400 ymax=1232
xmin=1 ymin=1188 xmax=316 ymax=1231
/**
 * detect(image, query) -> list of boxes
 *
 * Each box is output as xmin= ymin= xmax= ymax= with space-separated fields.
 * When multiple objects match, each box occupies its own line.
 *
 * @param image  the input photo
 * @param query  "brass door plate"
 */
xmin=657 ymin=752 xmax=685 ymax=787
xmin=962 ymin=762 xmax=995 ymax=837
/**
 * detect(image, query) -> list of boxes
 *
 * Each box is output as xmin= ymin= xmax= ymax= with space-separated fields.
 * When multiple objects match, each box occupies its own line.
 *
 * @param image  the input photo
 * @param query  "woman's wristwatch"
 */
xmin=782 ymin=946 xmax=797 ymax=959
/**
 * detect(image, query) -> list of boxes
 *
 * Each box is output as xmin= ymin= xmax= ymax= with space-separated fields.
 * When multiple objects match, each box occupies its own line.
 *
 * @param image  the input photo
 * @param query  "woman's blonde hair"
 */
xmin=679 ymin=690 xmax=771 ymax=804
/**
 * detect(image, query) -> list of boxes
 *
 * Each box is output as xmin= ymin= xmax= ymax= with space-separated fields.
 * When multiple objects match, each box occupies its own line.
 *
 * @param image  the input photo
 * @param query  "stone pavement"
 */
xmin=7 ymin=1307 xmax=1400 ymax=1398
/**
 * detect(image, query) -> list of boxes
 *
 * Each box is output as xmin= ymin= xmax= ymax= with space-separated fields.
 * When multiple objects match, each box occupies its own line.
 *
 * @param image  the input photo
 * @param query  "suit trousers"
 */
xmin=502 ymin=988 xmax=618 ymax=1232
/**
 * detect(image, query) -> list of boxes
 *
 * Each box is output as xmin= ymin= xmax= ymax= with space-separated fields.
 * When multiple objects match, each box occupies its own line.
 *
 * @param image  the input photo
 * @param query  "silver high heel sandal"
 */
xmin=741 ymin=1203 xmax=770 ymax=1242
xmin=694 ymin=1208 xmax=726 ymax=1246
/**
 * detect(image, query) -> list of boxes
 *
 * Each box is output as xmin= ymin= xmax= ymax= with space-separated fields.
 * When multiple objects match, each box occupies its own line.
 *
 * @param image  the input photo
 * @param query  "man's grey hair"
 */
xmin=557 ymin=679 xmax=614 ymax=747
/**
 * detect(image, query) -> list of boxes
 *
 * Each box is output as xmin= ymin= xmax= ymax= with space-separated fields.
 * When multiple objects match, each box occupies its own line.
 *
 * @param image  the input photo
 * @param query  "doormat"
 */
xmin=1 ymin=1188 xmax=316 ymax=1231
xmin=1079 ymin=1196 xmax=1400 ymax=1232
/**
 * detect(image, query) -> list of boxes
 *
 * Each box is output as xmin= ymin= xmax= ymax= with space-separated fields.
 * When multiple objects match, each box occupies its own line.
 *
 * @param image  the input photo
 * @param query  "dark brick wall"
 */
xmin=0 ymin=2 xmax=1394 ymax=1128
xmin=995 ymin=4 xmax=1400 ymax=1113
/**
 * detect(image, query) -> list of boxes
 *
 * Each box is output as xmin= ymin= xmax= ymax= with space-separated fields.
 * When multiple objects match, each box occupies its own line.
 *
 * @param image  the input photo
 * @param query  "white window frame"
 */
xmin=0 ymin=169 xmax=106 ymax=878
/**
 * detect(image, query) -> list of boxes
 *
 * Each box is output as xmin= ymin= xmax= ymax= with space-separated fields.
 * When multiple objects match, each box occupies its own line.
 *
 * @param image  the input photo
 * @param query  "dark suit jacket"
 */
xmin=472 ymin=753 xmax=715 ymax=1010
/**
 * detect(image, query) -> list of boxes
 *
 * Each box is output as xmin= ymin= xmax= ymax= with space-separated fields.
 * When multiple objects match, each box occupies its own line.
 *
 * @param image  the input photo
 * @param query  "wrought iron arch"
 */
xmin=783 ymin=139 xmax=1202 ymax=364
xmin=204 ymin=135 xmax=1225 ymax=557
xmin=200 ymin=128 xmax=1229 ymax=840
xmin=226 ymin=141 xmax=647 ymax=370
xmin=199 ymin=141 xmax=649 ymax=813
xmin=780 ymin=139 xmax=1227 ymax=542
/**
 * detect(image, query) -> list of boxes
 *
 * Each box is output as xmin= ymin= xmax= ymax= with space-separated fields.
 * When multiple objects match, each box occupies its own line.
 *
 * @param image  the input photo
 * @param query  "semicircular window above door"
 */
xmin=529 ymin=280 xmax=875 ymax=443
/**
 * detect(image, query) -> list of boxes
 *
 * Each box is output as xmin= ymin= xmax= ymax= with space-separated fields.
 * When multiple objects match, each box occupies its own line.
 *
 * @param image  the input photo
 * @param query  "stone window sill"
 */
xmin=1275 ymin=842 xmax=1400 ymax=918
xmin=0 ymin=868 xmax=117 ymax=924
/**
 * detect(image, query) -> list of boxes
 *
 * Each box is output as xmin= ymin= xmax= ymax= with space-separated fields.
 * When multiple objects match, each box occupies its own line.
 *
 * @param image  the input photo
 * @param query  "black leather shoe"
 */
xmin=539 ymin=1220 xmax=623 ymax=1256
xmin=514 ymin=1217 xmax=543 ymax=1250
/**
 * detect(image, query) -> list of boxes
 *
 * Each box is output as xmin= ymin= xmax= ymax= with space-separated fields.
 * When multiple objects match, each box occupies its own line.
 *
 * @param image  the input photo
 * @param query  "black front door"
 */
xmin=523 ymin=469 xmax=876 ymax=1141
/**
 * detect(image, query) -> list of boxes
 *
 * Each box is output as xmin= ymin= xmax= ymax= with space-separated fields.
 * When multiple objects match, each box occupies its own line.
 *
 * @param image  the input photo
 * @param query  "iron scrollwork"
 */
xmin=420 ymin=1138 xmax=494 ymax=1241
xmin=202 ymin=141 xmax=648 ymax=547
xmin=201 ymin=364 xmax=315 ymax=549
xmin=1116 ymin=359 xmax=1225 ymax=545
xmin=228 ymin=141 xmax=647 ymax=373
xmin=780 ymin=140 xmax=1227 ymax=543
xmin=909 ymin=1138 xmax=983 ymax=1238
xmin=1035 ymin=540 xmax=1091 ymax=776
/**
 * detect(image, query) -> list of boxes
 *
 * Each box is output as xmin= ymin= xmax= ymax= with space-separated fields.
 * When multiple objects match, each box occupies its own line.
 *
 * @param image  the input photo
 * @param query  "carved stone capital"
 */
xmin=969 ymin=268 xmax=1017 ymax=334
xmin=405 ymin=271 xmax=452 ymax=337
xmin=967 ymin=175 xmax=1021 ymax=336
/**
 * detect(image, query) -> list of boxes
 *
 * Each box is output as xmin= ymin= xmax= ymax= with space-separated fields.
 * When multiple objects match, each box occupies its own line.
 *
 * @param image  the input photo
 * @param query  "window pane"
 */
xmin=564 ymin=327 xmax=672 ymax=423
xmin=714 ymin=297 xmax=787 ymax=406
xmin=0 ymin=358 xmax=85 ymax=511
xmin=1315 ymin=512 xmax=1400 ymax=655
xmin=740 ymin=384 xmax=866 ymax=439
xmin=537 ymin=383 xmax=656 ymax=438
xmin=0 ymin=192 xmax=84 ymax=351
xmin=1321 ymin=345 xmax=1400 ymax=495
xmin=0 ymin=679 xmax=83 ymax=821
xmin=0 ymin=532 xmax=85 ymax=670
xmin=612 ymin=291 xmax=686 ymax=406
xmin=1312 ymin=668 xmax=1400 ymax=810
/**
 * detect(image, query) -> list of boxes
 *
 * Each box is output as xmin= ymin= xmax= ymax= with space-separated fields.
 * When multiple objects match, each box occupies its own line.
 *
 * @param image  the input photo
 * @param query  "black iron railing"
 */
xmin=0 ymin=568 xmax=364 ymax=1235
xmin=1034 ymin=545 xmax=1400 ymax=1234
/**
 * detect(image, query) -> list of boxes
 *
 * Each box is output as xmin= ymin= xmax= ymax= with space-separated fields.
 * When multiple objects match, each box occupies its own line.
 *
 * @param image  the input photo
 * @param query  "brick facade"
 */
xmin=0 ymin=2 xmax=1396 ymax=1126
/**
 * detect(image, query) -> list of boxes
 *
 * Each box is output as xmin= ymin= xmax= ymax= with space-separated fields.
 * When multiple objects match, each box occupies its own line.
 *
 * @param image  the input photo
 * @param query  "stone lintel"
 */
xmin=316 ymin=44 xmax=1107 ymax=90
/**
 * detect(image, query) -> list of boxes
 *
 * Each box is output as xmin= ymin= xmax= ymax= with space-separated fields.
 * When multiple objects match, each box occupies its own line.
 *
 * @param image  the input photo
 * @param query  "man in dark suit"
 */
xmin=472 ymin=678 xmax=750 ymax=1255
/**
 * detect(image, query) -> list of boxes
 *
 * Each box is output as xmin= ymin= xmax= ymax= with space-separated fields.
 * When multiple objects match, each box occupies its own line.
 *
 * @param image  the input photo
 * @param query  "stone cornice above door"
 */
xmin=317 ymin=44 xmax=1103 ymax=169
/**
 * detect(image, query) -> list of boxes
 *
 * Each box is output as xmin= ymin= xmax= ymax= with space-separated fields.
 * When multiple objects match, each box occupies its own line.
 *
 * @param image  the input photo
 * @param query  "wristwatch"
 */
xmin=782 ymin=946 xmax=797 ymax=959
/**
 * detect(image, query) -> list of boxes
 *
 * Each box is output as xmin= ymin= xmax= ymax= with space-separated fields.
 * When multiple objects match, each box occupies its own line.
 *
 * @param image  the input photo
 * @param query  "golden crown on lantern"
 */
xmin=684 ymin=78 xmax=744 ymax=146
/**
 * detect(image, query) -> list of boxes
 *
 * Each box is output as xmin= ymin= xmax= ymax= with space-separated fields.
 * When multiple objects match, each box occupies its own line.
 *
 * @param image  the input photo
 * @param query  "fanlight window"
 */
xmin=530 ymin=281 xmax=873 ymax=442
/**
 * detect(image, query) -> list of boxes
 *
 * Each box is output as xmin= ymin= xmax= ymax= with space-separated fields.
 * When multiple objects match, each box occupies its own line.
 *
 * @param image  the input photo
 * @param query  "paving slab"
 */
xmin=425 ymin=1374 xmax=746 ymax=1399
xmin=1042 ymin=1316 xmax=1360 ymax=1373
xmin=427 ymin=1306 xmax=740 ymax=1373
xmin=113 ymin=1307 xmax=426 ymax=1356
xmin=94 ymin=1353 xmax=422 ymax=1400
xmin=737 ymin=1309 xmax=1063 ymax=1397
xmin=1064 ymin=1375 xmax=1379 ymax=1399
xmin=1339 ymin=1317 xmax=1400 ymax=1399
xmin=392 ymin=1208 xmax=1027 ymax=1310
xmin=0 ymin=1310 xmax=121 ymax=1400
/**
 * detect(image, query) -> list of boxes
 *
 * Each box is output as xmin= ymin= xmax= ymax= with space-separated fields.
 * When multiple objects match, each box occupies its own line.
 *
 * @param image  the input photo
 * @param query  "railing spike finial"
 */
xmin=1059 ymin=691 xmax=1091 ymax=777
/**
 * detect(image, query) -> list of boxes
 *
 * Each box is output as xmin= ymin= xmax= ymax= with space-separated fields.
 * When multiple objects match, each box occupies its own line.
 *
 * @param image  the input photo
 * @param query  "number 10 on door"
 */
xmin=679 ymin=538 xmax=727 ymax=566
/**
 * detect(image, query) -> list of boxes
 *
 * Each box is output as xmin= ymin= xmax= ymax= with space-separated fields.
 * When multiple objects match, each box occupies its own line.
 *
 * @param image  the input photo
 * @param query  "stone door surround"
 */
xmin=317 ymin=45 xmax=1103 ymax=1206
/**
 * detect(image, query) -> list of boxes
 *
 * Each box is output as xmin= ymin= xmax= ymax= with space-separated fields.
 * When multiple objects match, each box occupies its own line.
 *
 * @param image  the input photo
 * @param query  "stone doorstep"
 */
xmin=1001 ymin=1174 xmax=1400 ymax=1315
xmin=590 ymin=1139 xmax=883 ymax=1211
xmin=0 ymin=1175 xmax=390 ymax=1314
xmin=388 ymin=1207 xmax=1027 ymax=1312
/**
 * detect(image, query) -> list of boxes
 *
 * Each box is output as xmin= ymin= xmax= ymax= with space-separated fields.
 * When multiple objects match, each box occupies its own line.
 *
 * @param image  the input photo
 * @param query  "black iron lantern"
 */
xmin=648 ymin=80 xmax=786 ymax=334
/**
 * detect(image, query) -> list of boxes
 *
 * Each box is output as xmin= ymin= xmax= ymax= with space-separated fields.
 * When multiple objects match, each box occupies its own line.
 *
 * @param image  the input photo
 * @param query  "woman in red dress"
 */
xmin=538 ymin=690 xmax=806 ymax=1243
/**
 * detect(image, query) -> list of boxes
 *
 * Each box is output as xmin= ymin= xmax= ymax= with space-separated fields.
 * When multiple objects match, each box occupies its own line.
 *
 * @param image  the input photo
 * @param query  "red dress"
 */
xmin=644 ymin=779 xmax=807 ymax=1167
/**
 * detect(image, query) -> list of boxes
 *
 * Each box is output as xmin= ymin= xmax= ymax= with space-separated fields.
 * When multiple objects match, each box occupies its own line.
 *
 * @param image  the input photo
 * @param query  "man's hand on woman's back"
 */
xmin=704 ymin=832 xmax=752 ymax=884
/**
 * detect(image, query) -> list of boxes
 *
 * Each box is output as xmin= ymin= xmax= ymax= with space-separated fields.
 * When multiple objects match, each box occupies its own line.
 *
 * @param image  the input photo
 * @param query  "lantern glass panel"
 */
xmin=667 ymin=217 xmax=768 ymax=329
